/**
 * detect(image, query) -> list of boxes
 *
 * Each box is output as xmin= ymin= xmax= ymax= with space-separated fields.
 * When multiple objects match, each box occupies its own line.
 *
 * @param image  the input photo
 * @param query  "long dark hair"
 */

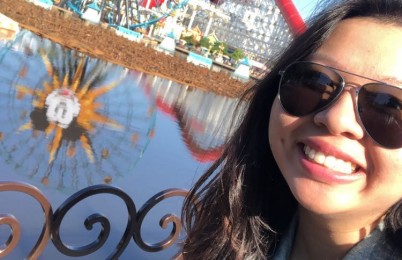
xmin=182 ymin=0 xmax=402 ymax=259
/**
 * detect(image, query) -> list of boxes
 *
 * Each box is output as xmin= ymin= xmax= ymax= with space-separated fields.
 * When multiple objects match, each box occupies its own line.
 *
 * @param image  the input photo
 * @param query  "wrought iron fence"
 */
xmin=0 ymin=181 xmax=187 ymax=259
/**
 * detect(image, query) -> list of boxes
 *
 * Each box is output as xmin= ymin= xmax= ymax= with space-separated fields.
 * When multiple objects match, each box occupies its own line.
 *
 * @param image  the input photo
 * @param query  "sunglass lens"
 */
xmin=279 ymin=62 xmax=343 ymax=116
xmin=358 ymin=84 xmax=402 ymax=148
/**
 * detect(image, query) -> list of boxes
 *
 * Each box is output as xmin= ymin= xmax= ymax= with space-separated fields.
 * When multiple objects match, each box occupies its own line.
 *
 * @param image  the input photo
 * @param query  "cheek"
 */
xmin=367 ymin=148 xmax=402 ymax=184
xmin=268 ymin=98 xmax=295 ymax=156
xmin=268 ymin=98 xmax=283 ymax=148
xmin=362 ymin=148 xmax=402 ymax=205
xmin=268 ymin=98 xmax=299 ymax=146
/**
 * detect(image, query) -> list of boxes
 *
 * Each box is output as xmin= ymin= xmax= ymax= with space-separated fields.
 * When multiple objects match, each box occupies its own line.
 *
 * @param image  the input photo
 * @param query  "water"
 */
xmin=0 ymin=30 xmax=244 ymax=259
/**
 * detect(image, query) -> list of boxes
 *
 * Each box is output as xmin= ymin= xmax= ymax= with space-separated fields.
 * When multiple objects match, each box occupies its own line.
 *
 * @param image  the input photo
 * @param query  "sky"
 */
xmin=292 ymin=0 xmax=321 ymax=20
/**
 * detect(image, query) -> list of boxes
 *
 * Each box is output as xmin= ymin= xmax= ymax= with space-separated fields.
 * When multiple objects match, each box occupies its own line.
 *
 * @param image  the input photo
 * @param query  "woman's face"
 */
xmin=269 ymin=18 xmax=402 ymax=221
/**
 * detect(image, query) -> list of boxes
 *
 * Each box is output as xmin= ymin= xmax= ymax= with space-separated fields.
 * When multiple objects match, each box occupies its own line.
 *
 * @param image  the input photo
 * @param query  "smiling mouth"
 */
xmin=303 ymin=145 xmax=359 ymax=174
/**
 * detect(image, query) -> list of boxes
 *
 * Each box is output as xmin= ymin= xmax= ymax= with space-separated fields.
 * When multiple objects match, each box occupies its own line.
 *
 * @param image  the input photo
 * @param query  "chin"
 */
xmin=290 ymin=182 xmax=361 ymax=216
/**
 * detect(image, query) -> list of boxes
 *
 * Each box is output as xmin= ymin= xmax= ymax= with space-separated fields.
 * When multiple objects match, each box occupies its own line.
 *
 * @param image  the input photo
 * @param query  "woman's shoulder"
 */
xmin=344 ymin=223 xmax=402 ymax=260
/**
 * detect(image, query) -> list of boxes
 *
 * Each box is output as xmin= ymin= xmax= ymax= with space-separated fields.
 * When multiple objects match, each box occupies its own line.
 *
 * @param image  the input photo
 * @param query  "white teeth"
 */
xmin=324 ymin=156 xmax=336 ymax=168
xmin=314 ymin=151 xmax=326 ymax=164
xmin=303 ymin=145 xmax=357 ymax=174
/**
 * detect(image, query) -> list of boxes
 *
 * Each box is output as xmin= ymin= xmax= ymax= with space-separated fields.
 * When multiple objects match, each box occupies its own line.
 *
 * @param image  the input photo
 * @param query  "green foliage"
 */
xmin=230 ymin=48 xmax=245 ymax=61
xmin=199 ymin=37 xmax=212 ymax=49
xmin=210 ymin=41 xmax=228 ymax=55
xmin=182 ymin=36 xmax=195 ymax=46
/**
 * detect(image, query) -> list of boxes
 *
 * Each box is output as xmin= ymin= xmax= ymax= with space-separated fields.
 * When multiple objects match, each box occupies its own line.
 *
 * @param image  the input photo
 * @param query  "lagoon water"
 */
xmin=0 ymin=30 xmax=244 ymax=259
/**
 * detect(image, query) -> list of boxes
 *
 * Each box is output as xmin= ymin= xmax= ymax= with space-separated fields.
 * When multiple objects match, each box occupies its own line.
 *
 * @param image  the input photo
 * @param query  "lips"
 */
xmin=296 ymin=141 xmax=366 ymax=184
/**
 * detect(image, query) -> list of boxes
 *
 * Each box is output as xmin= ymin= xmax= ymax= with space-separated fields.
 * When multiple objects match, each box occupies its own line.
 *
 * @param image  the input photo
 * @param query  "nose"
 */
xmin=313 ymin=89 xmax=365 ymax=141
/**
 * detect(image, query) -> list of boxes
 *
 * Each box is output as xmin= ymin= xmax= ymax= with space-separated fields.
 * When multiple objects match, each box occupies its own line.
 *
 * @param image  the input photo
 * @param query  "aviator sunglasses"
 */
xmin=278 ymin=61 xmax=402 ymax=149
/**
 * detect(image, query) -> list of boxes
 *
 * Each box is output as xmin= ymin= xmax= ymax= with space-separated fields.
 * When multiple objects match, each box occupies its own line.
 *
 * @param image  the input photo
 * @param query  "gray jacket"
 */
xmin=272 ymin=218 xmax=402 ymax=260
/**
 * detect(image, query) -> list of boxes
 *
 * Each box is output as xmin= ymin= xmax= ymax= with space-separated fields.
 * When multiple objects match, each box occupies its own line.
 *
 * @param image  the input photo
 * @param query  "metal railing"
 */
xmin=0 ymin=181 xmax=187 ymax=259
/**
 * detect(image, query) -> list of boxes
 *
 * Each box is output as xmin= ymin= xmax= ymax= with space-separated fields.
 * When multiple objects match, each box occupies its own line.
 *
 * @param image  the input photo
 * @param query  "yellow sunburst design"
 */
xmin=16 ymin=50 xmax=123 ymax=164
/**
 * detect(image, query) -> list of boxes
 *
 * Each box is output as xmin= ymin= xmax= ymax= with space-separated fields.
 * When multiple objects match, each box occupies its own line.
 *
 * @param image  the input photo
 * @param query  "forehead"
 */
xmin=311 ymin=18 xmax=402 ymax=85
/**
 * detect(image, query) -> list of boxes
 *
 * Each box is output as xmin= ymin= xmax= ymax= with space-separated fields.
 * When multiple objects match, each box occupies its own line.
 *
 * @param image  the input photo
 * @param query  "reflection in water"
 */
xmin=0 ymin=31 xmax=156 ymax=191
xmin=17 ymin=50 xmax=124 ymax=164
xmin=140 ymin=75 xmax=245 ymax=162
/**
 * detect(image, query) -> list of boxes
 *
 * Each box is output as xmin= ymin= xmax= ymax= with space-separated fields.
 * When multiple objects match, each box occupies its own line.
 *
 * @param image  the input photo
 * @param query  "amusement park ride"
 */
xmin=11 ymin=0 xmax=305 ymax=80
xmin=54 ymin=0 xmax=191 ymax=32
xmin=27 ymin=0 xmax=305 ymax=53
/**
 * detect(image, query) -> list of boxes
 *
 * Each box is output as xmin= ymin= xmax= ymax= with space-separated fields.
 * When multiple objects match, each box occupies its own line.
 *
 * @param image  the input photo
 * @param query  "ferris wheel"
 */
xmin=0 ymin=31 xmax=157 ymax=192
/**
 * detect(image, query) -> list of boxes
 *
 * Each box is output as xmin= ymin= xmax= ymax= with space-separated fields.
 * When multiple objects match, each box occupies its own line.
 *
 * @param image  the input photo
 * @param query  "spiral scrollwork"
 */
xmin=134 ymin=188 xmax=188 ymax=252
xmin=51 ymin=184 xmax=137 ymax=259
xmin=0 ymin=181 xmax=52 ymax=259
xmin=0 ymin=214 xmax=21 ymax=257
xmin=1 ymin=181 xmax=189 ymax=258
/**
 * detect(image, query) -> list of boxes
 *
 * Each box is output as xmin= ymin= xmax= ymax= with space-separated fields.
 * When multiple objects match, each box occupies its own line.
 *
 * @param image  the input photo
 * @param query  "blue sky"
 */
xmin=292 ymin=0 xmax=320 ymax=20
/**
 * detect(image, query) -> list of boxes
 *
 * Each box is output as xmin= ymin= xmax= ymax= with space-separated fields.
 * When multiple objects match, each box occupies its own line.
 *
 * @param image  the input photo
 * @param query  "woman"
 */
xmin=181 ymin=0 xmax=402 ymax=259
